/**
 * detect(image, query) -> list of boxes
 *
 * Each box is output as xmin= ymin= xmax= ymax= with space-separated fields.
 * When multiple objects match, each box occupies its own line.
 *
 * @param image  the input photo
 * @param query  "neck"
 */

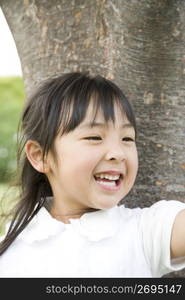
xmin=44 ymin=196 xmax=97 ymax=223
xmin=50 ymin=207 xmax=96 ymax=224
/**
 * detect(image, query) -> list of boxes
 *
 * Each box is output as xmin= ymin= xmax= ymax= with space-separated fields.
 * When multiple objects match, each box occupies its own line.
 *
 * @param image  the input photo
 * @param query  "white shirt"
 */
xmin=0 ymin=200 xmax=185 ymax=278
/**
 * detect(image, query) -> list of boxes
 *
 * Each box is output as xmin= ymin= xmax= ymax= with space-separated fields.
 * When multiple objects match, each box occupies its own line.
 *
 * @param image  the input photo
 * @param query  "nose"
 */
xmin=105 ymin=145 xmax=126 ymax=162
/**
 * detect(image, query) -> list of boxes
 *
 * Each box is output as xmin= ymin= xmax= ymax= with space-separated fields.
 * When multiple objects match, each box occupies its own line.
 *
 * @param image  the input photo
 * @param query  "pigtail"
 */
xmin=0 ymin=156 xmax=52 ymax=255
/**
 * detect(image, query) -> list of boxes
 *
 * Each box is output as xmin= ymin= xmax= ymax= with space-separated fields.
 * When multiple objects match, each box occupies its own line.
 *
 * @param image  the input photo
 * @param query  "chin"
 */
xmin=93 ymin=199 xmax=120 ymax=210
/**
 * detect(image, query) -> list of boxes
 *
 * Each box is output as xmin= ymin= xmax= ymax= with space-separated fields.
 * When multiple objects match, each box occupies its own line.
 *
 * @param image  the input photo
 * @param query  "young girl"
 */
xmin=0 ymin=72 xmax=185 ymax=278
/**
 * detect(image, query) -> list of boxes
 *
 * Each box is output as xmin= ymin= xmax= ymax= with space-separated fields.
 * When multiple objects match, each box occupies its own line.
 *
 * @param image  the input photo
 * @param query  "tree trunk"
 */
xmin=1 ymin=0 xmax=185 ymax=277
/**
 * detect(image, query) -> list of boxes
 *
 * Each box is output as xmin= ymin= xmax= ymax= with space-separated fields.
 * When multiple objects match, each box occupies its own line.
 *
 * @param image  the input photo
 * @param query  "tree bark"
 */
xmin=1 ymin=0 xmax=185 ymax=277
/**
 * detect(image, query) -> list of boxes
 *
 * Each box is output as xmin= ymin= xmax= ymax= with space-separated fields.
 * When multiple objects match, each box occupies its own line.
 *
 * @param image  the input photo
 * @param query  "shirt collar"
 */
xmin=17 ymin=205 xmax=121 ymax=244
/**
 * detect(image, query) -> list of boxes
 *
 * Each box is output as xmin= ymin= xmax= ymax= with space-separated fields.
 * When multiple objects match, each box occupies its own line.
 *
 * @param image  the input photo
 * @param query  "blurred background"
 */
xmin=0 ymin=8 xmax=25 ymax=218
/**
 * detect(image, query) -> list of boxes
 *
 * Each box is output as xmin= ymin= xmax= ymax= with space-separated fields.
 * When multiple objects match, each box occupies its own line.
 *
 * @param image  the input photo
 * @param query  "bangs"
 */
xmin=57 ymin=73 xmax=136 ymax=135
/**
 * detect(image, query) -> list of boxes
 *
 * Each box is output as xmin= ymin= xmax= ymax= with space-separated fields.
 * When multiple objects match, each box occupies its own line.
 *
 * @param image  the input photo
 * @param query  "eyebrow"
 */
xmin=79 ymin=122 xmax=134 ymax=130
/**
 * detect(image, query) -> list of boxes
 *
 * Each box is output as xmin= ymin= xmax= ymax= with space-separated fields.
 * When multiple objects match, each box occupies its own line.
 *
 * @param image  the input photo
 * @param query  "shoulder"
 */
xmin=117 ymin=200 xmax=185 ymax=243
xmin=0 ymin=207 xmax=65 ymax=248
xmin=138 ymin=199 xmax=185 ymax=225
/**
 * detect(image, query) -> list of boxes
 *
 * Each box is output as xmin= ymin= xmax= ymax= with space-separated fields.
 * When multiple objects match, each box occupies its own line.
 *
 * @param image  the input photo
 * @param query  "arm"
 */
xmin=170 ymin=209 xmax=185 ymax=258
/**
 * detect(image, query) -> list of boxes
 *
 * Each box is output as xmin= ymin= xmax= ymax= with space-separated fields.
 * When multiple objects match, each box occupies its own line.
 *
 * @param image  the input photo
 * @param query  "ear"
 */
xmin=25 ymin=140 xmax=49 ymax=174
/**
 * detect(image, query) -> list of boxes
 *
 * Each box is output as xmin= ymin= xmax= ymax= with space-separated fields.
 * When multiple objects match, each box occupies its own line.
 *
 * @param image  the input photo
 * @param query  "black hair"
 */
xmin=0 ymin=71 xmax=136 ymax=255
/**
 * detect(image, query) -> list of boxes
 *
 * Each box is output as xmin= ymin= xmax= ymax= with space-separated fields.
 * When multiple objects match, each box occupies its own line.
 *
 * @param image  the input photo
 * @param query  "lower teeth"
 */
xmin=96 ymin=180 xmax=116 ymax=187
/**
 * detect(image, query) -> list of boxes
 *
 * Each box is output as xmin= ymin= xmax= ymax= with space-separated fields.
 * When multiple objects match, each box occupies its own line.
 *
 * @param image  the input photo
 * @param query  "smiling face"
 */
xmin=46 ymin=102 xmax=138 ymax=217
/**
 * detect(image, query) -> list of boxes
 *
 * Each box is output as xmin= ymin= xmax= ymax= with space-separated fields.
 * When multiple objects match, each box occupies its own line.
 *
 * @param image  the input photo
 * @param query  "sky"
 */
xmin=0 ymin=8 xmax=22 ymax=77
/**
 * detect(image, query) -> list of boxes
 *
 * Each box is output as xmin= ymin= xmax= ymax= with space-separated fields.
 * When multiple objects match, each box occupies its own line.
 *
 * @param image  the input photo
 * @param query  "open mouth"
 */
xmin=93 ymin=173 xmax=123 ymax=190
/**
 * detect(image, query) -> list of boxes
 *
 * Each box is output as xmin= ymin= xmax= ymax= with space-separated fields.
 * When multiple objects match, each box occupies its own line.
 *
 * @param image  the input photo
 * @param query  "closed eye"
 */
xmin=122 ymin=137 xmax=135 ymax=142
xmin=84 ymin=136 xmax=102 ymax=140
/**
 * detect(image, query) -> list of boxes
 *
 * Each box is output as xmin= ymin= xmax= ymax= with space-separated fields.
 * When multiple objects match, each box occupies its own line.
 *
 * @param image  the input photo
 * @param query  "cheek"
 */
xmin=128 ymin=148 xmax=138 ymax=175
xmin=61 ymin=148 xmax=100 ymax=178
xmin=75 ymin=153 xmax=100 ymax=177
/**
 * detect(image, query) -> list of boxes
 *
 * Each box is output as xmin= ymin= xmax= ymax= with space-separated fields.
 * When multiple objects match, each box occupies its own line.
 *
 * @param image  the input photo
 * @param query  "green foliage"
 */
xmin=0 ymin=77 xmax=25 ymax=182
xmin=0 ymin=183 xmax=18 ymax=236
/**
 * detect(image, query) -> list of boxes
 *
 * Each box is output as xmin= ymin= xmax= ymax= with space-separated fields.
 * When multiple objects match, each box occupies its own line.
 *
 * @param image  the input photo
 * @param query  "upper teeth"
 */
xmin=95 ymin=174 xmax=120 ymax=180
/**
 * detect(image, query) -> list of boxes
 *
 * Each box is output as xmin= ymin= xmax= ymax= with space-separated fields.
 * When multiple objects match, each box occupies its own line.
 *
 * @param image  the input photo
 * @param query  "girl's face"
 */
xmin=47 ymin=102 xmax=138 ymax=215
